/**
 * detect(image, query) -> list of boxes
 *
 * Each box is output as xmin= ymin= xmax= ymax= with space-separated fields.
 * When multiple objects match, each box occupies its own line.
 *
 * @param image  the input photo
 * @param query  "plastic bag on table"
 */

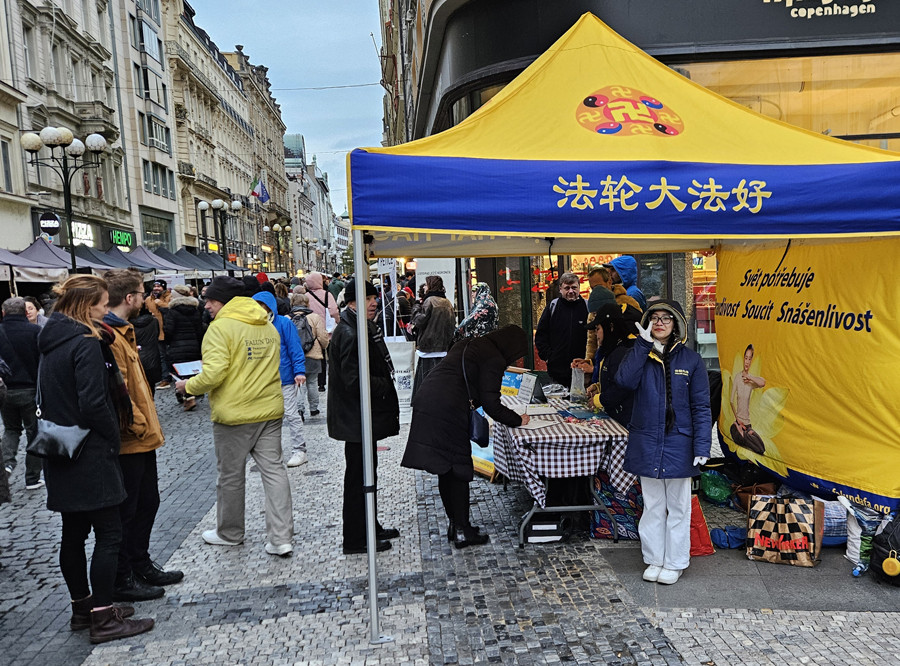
xmin=569 ymin=367 xmax=586 ymax=400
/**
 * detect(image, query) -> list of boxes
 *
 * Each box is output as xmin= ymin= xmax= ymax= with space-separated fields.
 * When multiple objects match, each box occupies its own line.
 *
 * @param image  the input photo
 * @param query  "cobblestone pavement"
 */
xmin=1 ymin=388 xmax=897 ymax=665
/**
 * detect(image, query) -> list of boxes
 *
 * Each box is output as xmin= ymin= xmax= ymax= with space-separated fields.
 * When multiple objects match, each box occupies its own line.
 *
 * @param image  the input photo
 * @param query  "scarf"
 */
xmin=98 ymin=321 xmax=133 ymax=430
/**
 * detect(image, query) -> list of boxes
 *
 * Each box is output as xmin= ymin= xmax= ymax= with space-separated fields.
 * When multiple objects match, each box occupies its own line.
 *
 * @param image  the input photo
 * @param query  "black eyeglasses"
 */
xmin=649 ymin=314 xmax=673 ymax=324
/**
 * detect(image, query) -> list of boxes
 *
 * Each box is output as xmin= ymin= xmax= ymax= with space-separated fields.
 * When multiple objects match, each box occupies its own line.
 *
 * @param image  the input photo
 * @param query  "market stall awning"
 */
xmin=129 ymin=246 xmax=192 ymax=272
xmin=0 ymin=246 xmax=68 ymax=282
xmin=348 ymin=13 xmax=900 ymax=258
xmin=102 ymin=246 xmax=160 ymax=271
xmin=198 ymin=251 xmax=245 ymax=272
xmin=153 ymin=247 xmax=212 ymax=278
xmin=18 ymin=238 xmax=113 ymax=270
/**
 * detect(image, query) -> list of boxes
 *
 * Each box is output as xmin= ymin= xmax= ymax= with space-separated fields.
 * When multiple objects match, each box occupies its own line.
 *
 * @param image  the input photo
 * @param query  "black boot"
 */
xmin=452 ymin=526 xmax=489 ymax=549
xmin=133 ymin=561 xmax=184 ymax=587
xmin=112 ymin=573 xmax=165 ymax=602
xmin=89 ymin=606 xmax=154 ymax=644
xmin=71 ymin=595 xmax=135 ymax=631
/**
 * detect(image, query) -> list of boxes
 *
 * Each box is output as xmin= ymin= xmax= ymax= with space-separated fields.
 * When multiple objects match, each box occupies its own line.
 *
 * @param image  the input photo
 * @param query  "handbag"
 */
xmin=25 ymin=360 xmax=90 ymax=461
xmin=732 ymin=481 xmax=778 ymax=512
xmin=462 ymin=343 xmax=490 ymax=447
xmin=746 ymin=494 xmax=824 ymax=567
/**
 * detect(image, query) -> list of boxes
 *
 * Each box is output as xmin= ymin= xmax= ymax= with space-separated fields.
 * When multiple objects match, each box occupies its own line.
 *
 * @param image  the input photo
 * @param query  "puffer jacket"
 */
xmin=252 ymin=291 xmax=305 ymax=385
xmin=305 ymin=272 xmax=339 ymax=329
xmin=289 ymin=305 xmax=328 ymax=360
xmin=163 ymin=295 xmax=205 ymax=365
xmin=38 ymin=312 xmax=125 ymax=512
xmin=185 ymin=297 xmax=283 ymax=425
xmin=615 ymin=300 xmax=711 ymax=479
xmin=130 ymin=308 xmax=162 ymax=386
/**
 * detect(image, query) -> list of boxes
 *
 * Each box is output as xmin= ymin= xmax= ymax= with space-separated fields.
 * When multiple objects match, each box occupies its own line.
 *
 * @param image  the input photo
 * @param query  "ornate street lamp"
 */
xmin=21 ymin=127 xmax=108 ymax=273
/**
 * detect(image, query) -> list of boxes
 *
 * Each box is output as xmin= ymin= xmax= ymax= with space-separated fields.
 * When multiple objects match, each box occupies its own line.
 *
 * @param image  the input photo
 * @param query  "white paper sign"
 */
xmin=414 ymin=257 xmax=457 ymax=306
xmin=377 ymin=257 xmax=395 ymax=275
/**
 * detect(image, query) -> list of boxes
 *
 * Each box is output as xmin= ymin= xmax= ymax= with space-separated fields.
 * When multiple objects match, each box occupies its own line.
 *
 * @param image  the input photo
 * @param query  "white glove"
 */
xmin=635 ymin=321 xmax=652 ymax=342
xmin=693 ymin=456 xmax=708 ymax=467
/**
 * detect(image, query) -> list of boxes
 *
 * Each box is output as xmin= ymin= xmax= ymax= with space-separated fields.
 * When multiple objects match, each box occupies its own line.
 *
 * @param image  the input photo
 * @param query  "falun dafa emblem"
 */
xmin=576 ymin=85 xmax=684 ymax=137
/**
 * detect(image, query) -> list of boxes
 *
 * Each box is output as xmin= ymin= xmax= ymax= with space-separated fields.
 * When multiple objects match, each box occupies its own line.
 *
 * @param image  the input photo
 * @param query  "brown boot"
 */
xmin=183 ymin=396 xmax=197 ymax=411
xmin=89 ymin=606 xmax=154 ymax=644
xmin=71 ymin=595 xmax=136 ymax=630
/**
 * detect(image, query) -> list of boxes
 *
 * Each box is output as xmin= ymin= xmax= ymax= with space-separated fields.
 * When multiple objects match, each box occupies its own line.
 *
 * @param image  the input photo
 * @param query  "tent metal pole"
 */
xmin=352 ymin=229 xmax=392 ymax=645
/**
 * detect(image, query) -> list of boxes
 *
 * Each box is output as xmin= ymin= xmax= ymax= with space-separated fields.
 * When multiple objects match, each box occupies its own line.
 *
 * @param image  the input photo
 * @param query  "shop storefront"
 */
xmin=401 ymin=0 xmax=900 ymax=366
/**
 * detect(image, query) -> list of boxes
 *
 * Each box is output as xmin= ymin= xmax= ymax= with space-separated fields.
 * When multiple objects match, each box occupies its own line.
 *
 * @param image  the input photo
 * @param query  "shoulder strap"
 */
xmin=549 ymin=298 xmax=559 ymax=318
xmin=461 ymin=342 xmax=475 ymax=409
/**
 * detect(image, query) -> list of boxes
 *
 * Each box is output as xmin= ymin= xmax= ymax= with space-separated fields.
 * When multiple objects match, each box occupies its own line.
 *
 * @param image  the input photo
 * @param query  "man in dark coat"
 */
xmin=534 ymin=272 xmax=589 ymax=386
xmin=327 ymin=278 xmax=400 ymax=554
xmin=0 ymin=297 xmax=43 ymax=490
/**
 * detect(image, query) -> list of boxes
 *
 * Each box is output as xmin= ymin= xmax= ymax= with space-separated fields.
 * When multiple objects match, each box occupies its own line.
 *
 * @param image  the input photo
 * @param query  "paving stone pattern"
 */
xmin=1 ymin=387 xmax=898 ymax=665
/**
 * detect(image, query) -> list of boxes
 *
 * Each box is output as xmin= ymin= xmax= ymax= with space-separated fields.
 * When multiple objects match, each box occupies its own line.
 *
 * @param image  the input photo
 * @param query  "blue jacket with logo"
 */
xmin=252 ymin=292 xmax=305 ymax=385
xmin=615 ymin=302 xmax=710 ymax=479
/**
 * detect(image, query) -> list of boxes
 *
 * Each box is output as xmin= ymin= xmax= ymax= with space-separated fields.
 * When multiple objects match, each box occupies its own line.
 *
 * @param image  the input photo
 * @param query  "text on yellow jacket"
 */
xmin=185 ymin=296 xmax=283 ymax=425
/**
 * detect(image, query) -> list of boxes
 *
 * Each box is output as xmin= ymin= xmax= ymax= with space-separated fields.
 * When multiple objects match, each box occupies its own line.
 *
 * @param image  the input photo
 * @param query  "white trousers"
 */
xmin=281 ymin=383 xmax=306 ymax=455
xmin=639 ymin=476 xmax=692 ymax=571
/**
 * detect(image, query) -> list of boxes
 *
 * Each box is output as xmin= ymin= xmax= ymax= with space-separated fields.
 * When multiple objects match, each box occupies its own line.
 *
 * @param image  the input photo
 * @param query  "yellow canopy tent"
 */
xmin=349 ymin=13 xmax=900 ymax=258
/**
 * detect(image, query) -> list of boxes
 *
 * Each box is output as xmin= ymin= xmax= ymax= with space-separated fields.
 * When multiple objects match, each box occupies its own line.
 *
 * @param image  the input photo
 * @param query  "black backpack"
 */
xmin=292 ymin=313 xmax=316 ymax=353
xmin=870 ymin=511 xmax=900 ymax=586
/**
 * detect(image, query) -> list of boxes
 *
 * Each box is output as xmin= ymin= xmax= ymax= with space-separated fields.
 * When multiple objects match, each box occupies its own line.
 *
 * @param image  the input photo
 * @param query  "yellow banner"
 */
xmin=717 ymin=239 xmax=899 ymax=513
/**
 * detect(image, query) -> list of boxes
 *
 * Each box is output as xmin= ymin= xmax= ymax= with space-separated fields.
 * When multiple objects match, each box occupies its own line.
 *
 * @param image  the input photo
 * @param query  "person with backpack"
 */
xmin=534 ymin=272 xmax=589 ymax=387
xmin=304 ymin=272 xmax=339 ymax=393
xmin=289 ymin=293 xmax=328 ymax=419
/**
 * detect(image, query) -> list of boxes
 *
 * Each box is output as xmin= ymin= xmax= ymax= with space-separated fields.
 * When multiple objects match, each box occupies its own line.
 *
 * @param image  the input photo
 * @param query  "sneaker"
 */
xmin=112 ymin=574 xmax=165 ymax=602
xmin=25 ymin=480 xmax=46 ymax=490
xmin=202 ymin=529 xmax=242 ymax=546
xmin=157 ymin=381 xmax=172 ymax=389
xmin=657 ymin=568 xmax=682 ymax=585
xmin=265 ymin=542 xmax=293 ymax=557
xmin=309 ymin=409 xmax=320 ymax=416
xmin=642 ymin=565 xmax=663 ymax=582
xmin=4 ymin=465 xmax=11 ymax=475
xmin=286 ymin=452 xmax=308 ymax=467
xmin=317 ymin=386 xmax=326 ymax=393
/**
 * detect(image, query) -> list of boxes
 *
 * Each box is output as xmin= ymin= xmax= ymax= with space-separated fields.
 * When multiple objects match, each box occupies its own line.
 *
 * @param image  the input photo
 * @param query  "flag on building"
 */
xmin=250 ymin=176 xmax=271 ymax=203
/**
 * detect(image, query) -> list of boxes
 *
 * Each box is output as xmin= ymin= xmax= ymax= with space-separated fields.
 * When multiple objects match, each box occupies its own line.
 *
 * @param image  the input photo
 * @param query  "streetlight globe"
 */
xmin=211 ymin=198 xmax=225 ymax=210
xmin=20 ymin=132 xmax=43 ymax=153
xmin=197 ymin=201 xmax=210 ymax=211
xmin=284 ymin=225 xmax=291 ymax=232
xmin=272 ymin=223 xmax=282 ymax=232
xmin=310 ymin=237 xmax=318 ymax=244
xmin=262 ymin=225 xmax=270 ymax=232
xmin=231 ymin=200 xmax=242 ymax=211
xmin=39 ymin=127 xmax=63 ymax=146
xmin=56 ymin=127 xmax=74 ymax=146
xmin=85 ymin=133 xmax=107 ymax=153
xmin=65 ymin=138 xmax=86 ymax=157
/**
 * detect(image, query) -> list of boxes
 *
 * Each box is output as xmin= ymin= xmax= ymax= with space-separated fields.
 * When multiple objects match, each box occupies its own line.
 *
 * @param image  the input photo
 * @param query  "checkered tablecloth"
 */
xmin=492 ymin=397 xmax=633 ymax=508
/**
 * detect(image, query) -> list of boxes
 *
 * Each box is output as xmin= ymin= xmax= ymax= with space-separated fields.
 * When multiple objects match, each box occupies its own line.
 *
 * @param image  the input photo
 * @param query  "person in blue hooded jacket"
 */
xmin=252 ymin=291 xmax=308 ymax=468
xmin=603 ymin=256 xmax=647 ymax=311
xmin=615 ymin=299 xmax=710 ymax=586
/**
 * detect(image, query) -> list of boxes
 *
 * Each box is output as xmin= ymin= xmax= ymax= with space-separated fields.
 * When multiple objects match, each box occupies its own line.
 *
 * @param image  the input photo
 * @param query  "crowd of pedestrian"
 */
xmin=0 ymin=253 xmax=709 ymax=647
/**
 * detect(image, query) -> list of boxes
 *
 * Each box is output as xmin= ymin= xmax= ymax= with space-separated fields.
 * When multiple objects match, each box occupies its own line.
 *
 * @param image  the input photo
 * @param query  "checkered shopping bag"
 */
xmin=746 ymin=495 xmax=824 ymax=567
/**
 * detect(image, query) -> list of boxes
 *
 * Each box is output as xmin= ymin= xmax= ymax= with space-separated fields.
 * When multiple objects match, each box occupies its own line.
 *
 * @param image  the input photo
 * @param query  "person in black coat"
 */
xmin=38 ymin=274 xmax=153 ymax=643
xmin=164 ymin=288 xmax=204 ymax=366
xmin=327 ymin=279 xmax=400 ymax=555
xmin=0 ymin=297 xmax=43 ymax=488
xmin=402 ymin=325 xmax=529 ymax=548
xmin=534 ymin=273 xmax=589 ymax=387
xmin=129 ymin=305 xmax=162 ymax=391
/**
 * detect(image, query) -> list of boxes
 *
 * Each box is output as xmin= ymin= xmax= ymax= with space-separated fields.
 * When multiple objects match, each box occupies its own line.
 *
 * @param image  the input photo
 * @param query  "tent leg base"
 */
xmin=370 ymin=635 xmax=394 ymax=645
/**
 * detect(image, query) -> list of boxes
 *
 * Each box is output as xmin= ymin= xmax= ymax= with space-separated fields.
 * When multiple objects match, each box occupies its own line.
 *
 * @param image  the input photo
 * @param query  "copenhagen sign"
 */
xmin=763 ymin=0 xmax=877 ymax=20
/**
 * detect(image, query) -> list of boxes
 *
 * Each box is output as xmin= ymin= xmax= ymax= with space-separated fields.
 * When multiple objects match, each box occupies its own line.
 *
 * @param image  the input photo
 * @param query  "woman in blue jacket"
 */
xmin=615 ymin=299 xmax=711 ymax=585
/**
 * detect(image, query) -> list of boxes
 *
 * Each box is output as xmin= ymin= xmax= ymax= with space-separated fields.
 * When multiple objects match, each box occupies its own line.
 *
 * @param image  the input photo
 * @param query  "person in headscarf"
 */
xmin=455 ymin=282 xmax=499 ymax=341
